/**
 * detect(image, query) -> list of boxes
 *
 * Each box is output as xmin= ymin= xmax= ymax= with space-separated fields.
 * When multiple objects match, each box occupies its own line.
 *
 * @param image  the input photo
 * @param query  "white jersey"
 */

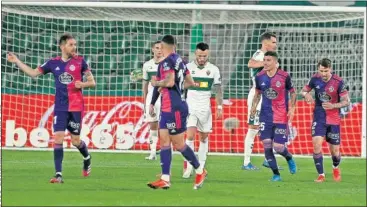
xmin=142 ymin=58 xmax=159 ymax=103
xmin=250 ymin=49 xmax=265 ymax=88
xmin=186 ymin=61 xmax=221 ymax=111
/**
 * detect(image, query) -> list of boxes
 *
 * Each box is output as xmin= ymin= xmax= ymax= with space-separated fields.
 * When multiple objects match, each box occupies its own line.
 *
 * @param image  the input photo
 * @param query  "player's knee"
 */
xmin=172 ymin=140 xmax=185 ymax=150
xmin=199 ymin=134 xmax=208 ymax=143
xmin=273 ymin=144 xmax=285 ymax=153
xmin=54 ymin=132 xmax=64 ymax=144
xmin=149 ymin=122 xmax=158 ymax=130
xmin=186 ymin=136 xmax=194 ymax=141
xmin=71 ymin=137 xmax=81 ymax=147
xmin=262 ymin=139 xmax=273 ymax=149
xmin=330 ymin=145 xmax=340 ymax=156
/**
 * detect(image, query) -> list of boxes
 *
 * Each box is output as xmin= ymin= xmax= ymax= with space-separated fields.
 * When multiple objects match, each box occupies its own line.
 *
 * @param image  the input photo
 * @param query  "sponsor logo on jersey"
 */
xmin=58 ymin=72 xmax=74 ymax=84
xmin=318 ymin=92 xmax=332 ymax=102
xmin=275 ymin=128 xmax=286 ymax=135
xmin=199 ymin=82 xmax=209 ymax=88
xmin=55 ymin=67 xmax=60 ymax=71
xmin=166 ymin=122 xmax=176 ymax=129
xmin=329 ymin=86 xmax=334 ymax=92
xmin=261 ymin=82 xmax=266 ymax=86
xmin=69 ymin=121 xmax=80 ymax=129
xmin=264 ymin=88 xmax=278 ymax=99
xmin=327 ymin=132 xmax=340 ymax=139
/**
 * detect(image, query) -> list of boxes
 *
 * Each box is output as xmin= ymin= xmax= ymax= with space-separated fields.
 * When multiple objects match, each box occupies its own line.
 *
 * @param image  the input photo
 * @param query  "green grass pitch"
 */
xmin=2 ymin=150 xmax=366 ymax=206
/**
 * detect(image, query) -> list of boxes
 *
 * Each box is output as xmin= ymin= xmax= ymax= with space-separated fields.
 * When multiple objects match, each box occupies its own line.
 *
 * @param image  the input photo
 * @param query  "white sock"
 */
xmin=195 ymin=164 xmax=204 ymax=174
xmin=198 ymin=137 xmax=208 ymax=168
xmin=150 ymin=130 xmax=158 ymax=155
xmin=243 ymin=129 xmax=258 ymax=165
xmin=161 ymin=174 xmax=170 ymax=182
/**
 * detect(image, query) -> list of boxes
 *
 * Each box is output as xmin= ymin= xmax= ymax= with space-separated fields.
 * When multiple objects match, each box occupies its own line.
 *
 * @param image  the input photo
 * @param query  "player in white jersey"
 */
xmin=183 ymin=42 xmax=223 ymax=178
xmin=242 ymin=32 xmax=278 ymax=170
xmin=142 ymin=41 xmax=163 ymax=160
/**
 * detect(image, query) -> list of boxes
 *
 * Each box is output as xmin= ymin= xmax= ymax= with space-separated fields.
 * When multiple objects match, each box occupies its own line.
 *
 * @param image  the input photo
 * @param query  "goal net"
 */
xmin=1 ymin=2 xmax=366 ymax=157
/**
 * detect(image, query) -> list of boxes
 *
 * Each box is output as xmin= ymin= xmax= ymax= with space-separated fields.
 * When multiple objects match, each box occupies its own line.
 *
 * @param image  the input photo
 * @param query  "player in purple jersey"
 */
xmin=147 ymin=35 xmax=208 ymax=190
xmin=301 ymin=58 xmax=349 ymax=183
xmin=250 ymin=51 xmax=297 ymax=181
xmin=7 ymin=33 xmax=96 ymax=183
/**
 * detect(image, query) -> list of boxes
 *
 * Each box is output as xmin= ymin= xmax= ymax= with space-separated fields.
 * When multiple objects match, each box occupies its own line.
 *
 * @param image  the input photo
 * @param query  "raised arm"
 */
xmin=7 ymin=52 xmax=42 ymax=78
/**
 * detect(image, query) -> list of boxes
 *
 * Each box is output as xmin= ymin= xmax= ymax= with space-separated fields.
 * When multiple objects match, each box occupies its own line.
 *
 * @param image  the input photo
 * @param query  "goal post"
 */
xmin=1 ymin=2 xmax=366 ymax=157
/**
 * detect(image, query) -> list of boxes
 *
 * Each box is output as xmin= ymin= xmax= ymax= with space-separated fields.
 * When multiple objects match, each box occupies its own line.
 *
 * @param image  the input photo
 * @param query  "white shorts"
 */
xmin=144 ymin=98 xmax=161 ymax=123
xmin=247 ymin=87 xmax=262 ymax=126
xmin=187 ymin=109 xmax=212 ymax=133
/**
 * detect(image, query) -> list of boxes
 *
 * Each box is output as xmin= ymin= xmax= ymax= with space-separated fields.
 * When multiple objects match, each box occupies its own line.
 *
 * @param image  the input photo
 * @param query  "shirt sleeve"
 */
xmin=338 ymin=80 xmax=348 ymax=97
xmin=81 ymin=58 xmax=91 ymax=74
xmin=255 ymin=76 xmax=261 ymax=93
xmin=213 ymin=67 xmax=222 ymax=85
xmin=37 ymin=59 xmax=52 ymax=74
xmin=142 ymin=64 xmax=149 ymax=81
xmin=303 ymin=77 xmax=314 ymax=92
xmin=285 ymin=75 xmax=295 ymax=93
xmin=162 ymin=59 xmax=175 ymax=77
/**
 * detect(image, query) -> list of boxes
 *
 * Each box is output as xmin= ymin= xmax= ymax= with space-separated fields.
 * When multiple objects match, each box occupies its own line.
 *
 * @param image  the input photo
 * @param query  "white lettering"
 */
xmin=6 ymin=120 xmax=27 ymax=147
xmin=29 ymin=127 xmax=50 ymax=148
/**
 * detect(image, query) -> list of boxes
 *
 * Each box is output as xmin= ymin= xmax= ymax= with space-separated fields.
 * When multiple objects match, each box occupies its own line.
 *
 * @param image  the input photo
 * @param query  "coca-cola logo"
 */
xmin=38 ymin=101 xmax=151 ymax=148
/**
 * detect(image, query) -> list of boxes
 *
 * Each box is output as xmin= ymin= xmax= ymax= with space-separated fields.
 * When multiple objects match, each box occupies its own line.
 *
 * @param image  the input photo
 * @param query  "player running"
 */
xmin=250 ymin=51 xmax=297 ymax=181
xmin=243 ymin=32 xmax=279 ymax=170
xmin=301 ymin=58 xmax=349 ymax=183
xmin=7 ymin=33 xmax=95 ymax=183
xmin=183 ymin=42 xmax=222 ymax=178
xmin=147 ymin=35 xmax=207 ymax=190
xmin=142 ymin=41 xmax=163 ymax=160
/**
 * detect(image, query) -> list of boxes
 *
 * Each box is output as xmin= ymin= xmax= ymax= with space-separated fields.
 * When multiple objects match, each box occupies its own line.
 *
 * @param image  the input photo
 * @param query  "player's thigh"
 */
xmin=273 ymin=123 xmax=288 ymax=145
xmin=325 ymin=125 xmax=341 ymax=146
xmin=197 ymin=110 xmax=212 ymax=134
xmin=186 ymin=127 xmax=197 ymax=140
xmin=160 ymin=110 xmax=187 ymax=137
xmin=187 ymin=111 xmax=199 ymax=129
xmin=67 ymin=111 xmax=83 ymax=136
xmin=159 ymin=128 xmax=171 ymax=147
xmin=247 ymin=89 xmax=261 ymax=126
xmin=258 ymin=121 xmax=274 ymax=141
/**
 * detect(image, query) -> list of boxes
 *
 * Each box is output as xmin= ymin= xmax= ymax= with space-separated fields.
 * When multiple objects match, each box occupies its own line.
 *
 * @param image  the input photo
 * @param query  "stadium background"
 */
xmin=1 ymin=0 xmax=365 ymax=156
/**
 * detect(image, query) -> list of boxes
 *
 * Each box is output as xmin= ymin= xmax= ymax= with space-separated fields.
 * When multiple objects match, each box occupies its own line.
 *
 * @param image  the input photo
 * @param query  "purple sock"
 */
xmin=264 ymin=141 xmax=279 ymax=175
xmin=54 ymin=143 xmax=63 ymax=174
xmin=313 ymin=153 xmax=324 ymax=174
xmin=332 ymin=154 xmax=341 ymax=168
xmin=160 ymin=146 xmax=172 ymax=175
xmin=76 ymin=140 xmax=89 ymax=158
xmin=275 ymin=145 xmax=293 ymax=161
xmin=179 ymin=144 xmax=200 ymax=169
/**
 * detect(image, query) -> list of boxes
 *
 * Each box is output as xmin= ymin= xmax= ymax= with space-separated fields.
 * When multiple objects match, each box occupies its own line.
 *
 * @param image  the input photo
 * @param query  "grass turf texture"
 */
xmin=2 ymin=150 xmax=366 ymax=206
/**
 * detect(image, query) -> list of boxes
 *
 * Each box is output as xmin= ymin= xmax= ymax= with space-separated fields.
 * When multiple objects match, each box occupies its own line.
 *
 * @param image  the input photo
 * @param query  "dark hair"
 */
xmin=264 ymin=51 xmax=278 ymax=60
xmin=152 ymin=40 xmax=161 ymax=48
xmin=59 ymin=33 xmax=75 ymax=45
xmin=196 ymin=42 xmax=209 ymax=51
xmin=260 ymin=32 xmax=276 ymax=42
xmin=161 ymin=35 xmax=175 ymax=45
xmin=318 ymin=58 xmax=331 ymax=68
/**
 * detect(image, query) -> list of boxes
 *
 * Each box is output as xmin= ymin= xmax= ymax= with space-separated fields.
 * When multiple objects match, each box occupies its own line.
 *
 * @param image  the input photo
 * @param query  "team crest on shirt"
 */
xmin=329 ymin=86 xmax=334 ymax=92
xmin=206 ymin=70 xmax=211 ymax=76
xmin=264 ymin=88 xmax=278 ymax=99
xmin=69 ymin=64 xmax=75 ymax=71
xmin=318 ymin=92 xmax=332 ymax=102
xmin=59 ymin=72 xmax=74 ymax=84
xmin=276 ymin=81 xmax=281 ymax=87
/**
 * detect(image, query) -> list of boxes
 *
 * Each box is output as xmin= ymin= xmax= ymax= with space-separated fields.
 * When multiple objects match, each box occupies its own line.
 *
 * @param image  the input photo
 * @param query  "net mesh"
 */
xmin=1 ymin=4 xmax=365 ymax=156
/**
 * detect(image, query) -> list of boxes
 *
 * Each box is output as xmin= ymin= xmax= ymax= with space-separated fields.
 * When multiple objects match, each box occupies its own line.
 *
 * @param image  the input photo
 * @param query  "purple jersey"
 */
xmin=303 ymin=73 xmax=348 ymax=125
xmin=157 ymin=53 xmax=190 ymax=113
xmin=255 ymin=69 xmax=295 ymax=124
xmin=38 ymin=56 xmax=90 ymax=112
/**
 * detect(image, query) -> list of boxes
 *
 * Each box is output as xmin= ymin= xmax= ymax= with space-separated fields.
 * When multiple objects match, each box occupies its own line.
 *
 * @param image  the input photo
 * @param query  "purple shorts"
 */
xmin=259 ymin=122 xmax=288 ymax=144
xmin=159 ymin=106 xmax=188 ymax=135
xmin=53 ymin=111 xmax=83 ymax=135
xmin=312 ymin=121 xmax=340 ymax=145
